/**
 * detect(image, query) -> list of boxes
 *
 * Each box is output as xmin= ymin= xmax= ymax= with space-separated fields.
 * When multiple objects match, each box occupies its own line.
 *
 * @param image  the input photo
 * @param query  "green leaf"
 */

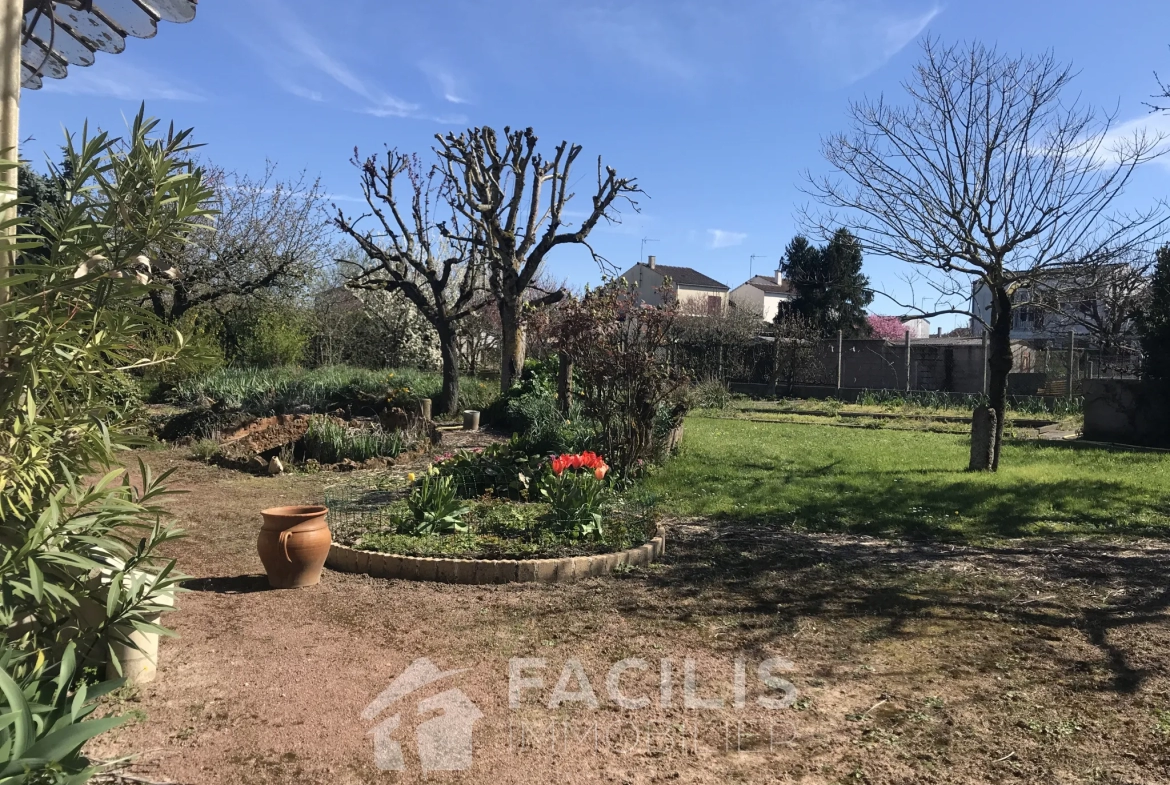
xmin=10 ymin=715 xmax=128 ymax=771
xmin=26 ymin=557 xmax=43 ymax=603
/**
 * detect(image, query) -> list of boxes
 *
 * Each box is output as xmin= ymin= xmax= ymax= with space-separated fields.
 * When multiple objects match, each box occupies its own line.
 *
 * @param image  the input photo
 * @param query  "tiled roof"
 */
xmin=742 ymin=275 xmax=794 ymax=295
xmin=642 ymin=263 xmax=728 ymax=290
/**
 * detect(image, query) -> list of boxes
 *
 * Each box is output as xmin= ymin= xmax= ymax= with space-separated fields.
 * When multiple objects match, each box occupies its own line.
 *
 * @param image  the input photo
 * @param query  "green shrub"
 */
xmin=229 ymin=302 xmax=312 ymax=368
xmin=190 ymin=438 xmax=220 ymax=462
xmin=692 ymin=378 xmax=732 ymax=409
xmin=435 ymin=437 xmax=548 ymax=500
xmin=301 ymin=417 xmax=406 ymax=464
xmin=400 ymin=472 xmax=470 ymax=535
xmin=457 ymin=378 xmax=500 ymax=414
xmin=142 ymin=309 xmax=226 ymax=395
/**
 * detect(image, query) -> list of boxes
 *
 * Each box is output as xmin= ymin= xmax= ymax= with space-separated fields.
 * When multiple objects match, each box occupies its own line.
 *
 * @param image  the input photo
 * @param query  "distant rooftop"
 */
xmin=634 ymin=262 xmax=728 ymax=291
xmin=741 ymin=274 xmax=794 ymax=295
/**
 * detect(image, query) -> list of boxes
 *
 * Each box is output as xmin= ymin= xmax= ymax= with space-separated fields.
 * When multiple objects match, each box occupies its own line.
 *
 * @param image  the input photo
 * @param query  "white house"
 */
xmin=619 ymin=256 xmax=729 ymax=315
xmin=729 ymin=269 xmax=795 ymax=322
xmin=969 ymin=266 xmax=1123 ymax=340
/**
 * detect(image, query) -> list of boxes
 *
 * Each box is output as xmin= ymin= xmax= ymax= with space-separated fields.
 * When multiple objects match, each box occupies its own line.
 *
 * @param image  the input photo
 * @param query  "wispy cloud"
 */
xmin=571 ymin=4 xmax=698 ymax=81
xmin=40 ymin=59 xmax=202 ymax=101
xmin=244 ymin=0 xmax=462 ymax=122
xmin=787 ymin=2 xmax=942 ymax=84
xmin=264 ymin=7 xmax=418 ymax=117
xmin=1092 ymin=111 xmax=1170 ymax=170
xmin=419 ymin=61 xmax=470 ymax=105
xmin=562 ymin=1 xmax=940 ymax=87
xmin=708 ymin=229 xmax=747 ymax=249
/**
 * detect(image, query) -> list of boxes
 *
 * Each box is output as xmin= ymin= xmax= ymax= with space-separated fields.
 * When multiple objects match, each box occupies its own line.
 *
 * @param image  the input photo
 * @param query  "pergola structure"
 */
xmin=0 ymin=0 xmax=197 ymax=330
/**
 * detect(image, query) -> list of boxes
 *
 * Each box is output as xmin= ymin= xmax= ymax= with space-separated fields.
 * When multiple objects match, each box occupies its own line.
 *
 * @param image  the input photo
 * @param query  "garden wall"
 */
xmin=1082 ymin=379 xmax=1170 ymax=447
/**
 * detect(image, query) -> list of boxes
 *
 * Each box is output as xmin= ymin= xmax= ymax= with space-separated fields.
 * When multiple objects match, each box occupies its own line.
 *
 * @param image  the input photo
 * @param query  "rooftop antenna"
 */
xmin=750 ymin=254 xmax=765 ymax=279
xmin=640 ymin=237 xmax=659 ymax=263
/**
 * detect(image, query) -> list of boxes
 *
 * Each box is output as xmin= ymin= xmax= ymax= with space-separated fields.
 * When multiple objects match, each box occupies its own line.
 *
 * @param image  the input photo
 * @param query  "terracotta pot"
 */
xmin=258 ymin=505 xmax=331 ymax=589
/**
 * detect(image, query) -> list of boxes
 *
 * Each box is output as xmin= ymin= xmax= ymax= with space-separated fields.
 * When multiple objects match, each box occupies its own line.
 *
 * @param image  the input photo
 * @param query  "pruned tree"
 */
xmin=433 ymin=126 xmax=641 ymax=391
xmin=805 ymin=39 xmax=1169 ymax=471
xmin=152 ymin=162 xmax=330 ymax=323
xmin=335 ymin=149 xmax=486 ymax=415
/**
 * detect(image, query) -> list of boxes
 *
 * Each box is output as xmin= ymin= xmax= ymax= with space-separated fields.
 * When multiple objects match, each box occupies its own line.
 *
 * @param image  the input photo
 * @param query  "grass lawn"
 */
xmin=647 ymin=417 xmax=1170 ymax=541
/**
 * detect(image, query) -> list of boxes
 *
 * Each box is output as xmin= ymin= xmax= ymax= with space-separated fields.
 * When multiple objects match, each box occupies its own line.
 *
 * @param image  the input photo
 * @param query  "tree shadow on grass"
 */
xmin=707 ymin=474 xmax=1170 ymax=540
xmin=633 ymin=520 xmax=1170 ymax=694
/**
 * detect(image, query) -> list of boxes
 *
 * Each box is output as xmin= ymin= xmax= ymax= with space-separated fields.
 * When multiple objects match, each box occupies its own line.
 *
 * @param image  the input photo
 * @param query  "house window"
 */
xmin=707 ymin=295 xmax=721 ymax=316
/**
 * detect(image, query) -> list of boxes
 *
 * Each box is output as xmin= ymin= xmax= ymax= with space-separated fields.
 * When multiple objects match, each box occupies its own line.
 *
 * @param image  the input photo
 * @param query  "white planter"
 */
xmin=106 ymin=591 xmax=174 ymax=685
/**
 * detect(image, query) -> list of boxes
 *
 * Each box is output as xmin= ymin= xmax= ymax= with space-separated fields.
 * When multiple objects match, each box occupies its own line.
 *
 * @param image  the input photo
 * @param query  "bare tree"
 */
xmin=335 ymin=149 xmax=487 ymax=415
xmin=152 ymin=162 xmax=330 ymax=323
xmin=805 ymin=39 xmax=1169 ymax=471
xmin=433 ymin=126 xmax=641 ymax=391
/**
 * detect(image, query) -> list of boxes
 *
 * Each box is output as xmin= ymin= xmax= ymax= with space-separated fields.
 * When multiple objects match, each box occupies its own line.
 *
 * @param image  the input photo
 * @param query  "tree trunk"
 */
xmin=499 ymin=299 xmax=526 ymax=392
xmin=436 ymin=326 xmax=461 ymax=417
xmin=984 ymin=286 xmax=1015 ymax=471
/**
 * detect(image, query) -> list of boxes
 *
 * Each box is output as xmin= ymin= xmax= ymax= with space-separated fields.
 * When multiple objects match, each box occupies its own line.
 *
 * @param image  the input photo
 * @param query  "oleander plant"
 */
xmin=1 ymin=109 xmax=213 ymax=783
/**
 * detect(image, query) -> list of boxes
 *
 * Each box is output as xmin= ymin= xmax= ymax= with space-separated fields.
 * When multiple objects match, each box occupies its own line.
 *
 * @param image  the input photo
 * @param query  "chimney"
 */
xmin=775 ymin=268 xmax=783 ymax=286
xmin=647 ymin=255 xmax=656 ymax=270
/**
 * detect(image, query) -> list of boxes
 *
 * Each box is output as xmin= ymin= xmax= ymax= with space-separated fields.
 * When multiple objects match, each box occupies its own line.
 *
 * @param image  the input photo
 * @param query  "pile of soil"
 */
xmin=216 ymin=414 xmax=315 ymax=464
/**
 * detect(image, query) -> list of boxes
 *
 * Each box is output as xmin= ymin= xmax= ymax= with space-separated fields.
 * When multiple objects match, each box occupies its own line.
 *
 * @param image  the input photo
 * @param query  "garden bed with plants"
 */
xmin=321 ymin=279 xmax=691 ymax=572
xmin=326 ymin=440 xmax=660 ymax=562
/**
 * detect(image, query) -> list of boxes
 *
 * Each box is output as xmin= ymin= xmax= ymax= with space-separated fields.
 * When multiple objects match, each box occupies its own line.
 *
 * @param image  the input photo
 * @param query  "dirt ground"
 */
xmin=89 ymin=446 xmax=1170 ymax=785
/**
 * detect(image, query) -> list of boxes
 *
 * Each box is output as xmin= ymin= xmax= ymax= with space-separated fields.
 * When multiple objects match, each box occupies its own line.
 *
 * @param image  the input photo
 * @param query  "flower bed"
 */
xmin=323 ymin=445 xmax=660 ymax=565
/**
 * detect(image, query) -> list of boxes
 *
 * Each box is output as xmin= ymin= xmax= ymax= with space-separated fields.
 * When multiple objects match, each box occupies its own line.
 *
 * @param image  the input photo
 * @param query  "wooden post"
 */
xmin=981 ymin=332 xmax=988 ymax=395
xmin=557 ymin=350 xmax=572 ymax=414
xmin=836 ymin=329 xmax=843 ymax=393
xmin=1067 ymin=329 xmax=1075 ymax=401
xmin=904 ymin=329 xmax=911 ymax=392
xmin=0 ymin=0 xmax=22 ymax=354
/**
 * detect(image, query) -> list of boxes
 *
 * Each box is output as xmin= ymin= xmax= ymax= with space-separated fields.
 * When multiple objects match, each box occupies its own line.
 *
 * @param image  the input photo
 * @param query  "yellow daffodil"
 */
xmin=407 ymin=472 xmax=416 ymax=482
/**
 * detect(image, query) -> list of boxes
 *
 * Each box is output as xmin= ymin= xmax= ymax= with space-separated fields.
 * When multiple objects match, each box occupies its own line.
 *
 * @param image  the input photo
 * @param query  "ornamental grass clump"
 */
xmin=301 ymin=416 xmax=406 ymax=464
xmin=539 ymin=452 xmax=612 ymax=540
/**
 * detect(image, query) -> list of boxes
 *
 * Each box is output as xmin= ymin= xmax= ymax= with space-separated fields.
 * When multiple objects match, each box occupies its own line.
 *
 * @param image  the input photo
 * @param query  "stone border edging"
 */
xmin=325 ymin=525 xmax=666 ymax=584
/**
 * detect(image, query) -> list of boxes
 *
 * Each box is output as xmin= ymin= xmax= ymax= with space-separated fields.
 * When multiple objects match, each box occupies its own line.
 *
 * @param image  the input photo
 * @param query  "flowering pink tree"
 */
xmin=867 ymin=314 xmax=908 ymax=341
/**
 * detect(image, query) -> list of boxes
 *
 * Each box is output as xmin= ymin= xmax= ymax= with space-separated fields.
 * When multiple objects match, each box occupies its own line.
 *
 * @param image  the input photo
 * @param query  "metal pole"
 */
xmin=1067 ymin=329 xmax=1075 ymax=401
xmin=0 ymin=0 xmax=21 ymax=352
xmin=836 ymin=329 xmax=843 ymax=393
xmin=981 ymin=332 xmax=988 ymax=395
xmin=904 ymin=329 xmax=911 ymax=392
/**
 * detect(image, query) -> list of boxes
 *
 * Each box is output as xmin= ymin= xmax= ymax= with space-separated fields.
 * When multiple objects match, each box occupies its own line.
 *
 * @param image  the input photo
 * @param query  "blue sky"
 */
xmin=20 ymin=0 xmax=1170 ymax=328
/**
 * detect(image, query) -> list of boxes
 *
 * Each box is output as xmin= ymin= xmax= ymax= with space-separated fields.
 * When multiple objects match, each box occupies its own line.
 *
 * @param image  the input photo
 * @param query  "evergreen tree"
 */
xmin=1140 ymin=244 xmax=1170 ymax=380
xmin=780 ymin=229 xmax=873 ymax=336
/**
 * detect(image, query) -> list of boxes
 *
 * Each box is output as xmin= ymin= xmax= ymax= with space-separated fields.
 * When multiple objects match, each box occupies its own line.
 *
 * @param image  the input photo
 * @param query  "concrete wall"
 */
xmin=1083 ymin=379 xmax=1170 ymax=447
xmin=834 ymin=339 xmax=990 ymax=393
